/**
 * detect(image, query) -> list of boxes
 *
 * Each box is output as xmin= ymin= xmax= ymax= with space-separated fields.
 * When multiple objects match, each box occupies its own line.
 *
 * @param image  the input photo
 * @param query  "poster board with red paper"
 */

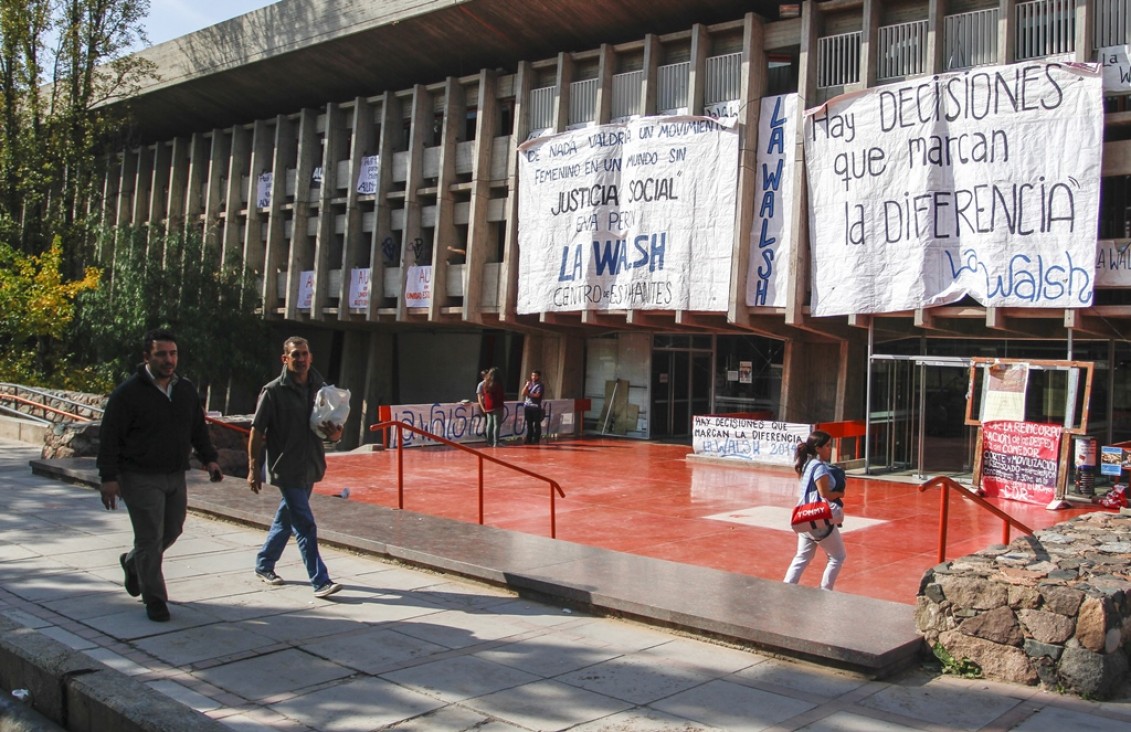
xmin=980 ymin=420 xmax=1063 ymax=505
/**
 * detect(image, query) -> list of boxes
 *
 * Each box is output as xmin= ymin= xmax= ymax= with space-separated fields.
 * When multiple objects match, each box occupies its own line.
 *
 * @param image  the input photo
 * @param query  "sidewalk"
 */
xmin=2 ymin=439 xmax=1130 ymax=731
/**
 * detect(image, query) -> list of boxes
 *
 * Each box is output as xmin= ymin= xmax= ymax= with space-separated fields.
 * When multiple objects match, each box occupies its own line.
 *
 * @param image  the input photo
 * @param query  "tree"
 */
xmin=0 ymin=0 xmax=153 ymax=258
xmin=70 ymin=225 xmax=274 ymax=405
xmin=0 ymin=237 xmax=100 ymax=386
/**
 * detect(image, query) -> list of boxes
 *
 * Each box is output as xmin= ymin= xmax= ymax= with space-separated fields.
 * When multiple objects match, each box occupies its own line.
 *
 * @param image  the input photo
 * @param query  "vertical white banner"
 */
xmin=357 ymin=155 xmax=379 ymax=194
xmin=746 ymin=94 xmax=798 ymax=307
xmin=256 ymin=172 xmax=272 ymax=209
xmin=804 ymin=62 xmax=1102 ymax=316
xmin=404 ymin=265 xmax=432 ymax=308
xmin=298 ymin=270 xmax=314 ymax=310
xmin=517 ymin=116 xmax=739 ymax=314
xmin=348 ymin=268 xmax=371 ymax=309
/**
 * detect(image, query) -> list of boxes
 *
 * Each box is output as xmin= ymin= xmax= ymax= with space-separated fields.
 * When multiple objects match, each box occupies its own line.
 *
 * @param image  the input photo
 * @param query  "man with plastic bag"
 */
xmin=247 ymin=336 xmax=348 ymax=598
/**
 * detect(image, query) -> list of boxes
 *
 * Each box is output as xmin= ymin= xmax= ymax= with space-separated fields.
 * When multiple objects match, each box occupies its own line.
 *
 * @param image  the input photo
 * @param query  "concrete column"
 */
xmin=430 ymin=77 xmax=465 ymax=320
xmin=463 ymin=70 xmax=498 ymax=324
xmin=342 ymin=96 xmax=376 ymax=322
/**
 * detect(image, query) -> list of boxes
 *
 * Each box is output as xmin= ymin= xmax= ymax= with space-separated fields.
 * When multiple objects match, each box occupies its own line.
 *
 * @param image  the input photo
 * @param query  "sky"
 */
xmin=144 ymin=0 xmax=279 ymax=47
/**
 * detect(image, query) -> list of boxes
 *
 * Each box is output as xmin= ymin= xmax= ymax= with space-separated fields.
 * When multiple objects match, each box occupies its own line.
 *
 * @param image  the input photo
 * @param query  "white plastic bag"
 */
xmin=311 ymin=385 xmax=351 ymax=437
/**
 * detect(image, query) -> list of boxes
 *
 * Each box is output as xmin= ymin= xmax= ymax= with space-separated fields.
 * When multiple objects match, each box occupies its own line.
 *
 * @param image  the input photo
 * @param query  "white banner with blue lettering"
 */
xmin=692 ymin=416 xmax=812 ymax=465
xmin=516 ymin=116 xmax=739 ymax=314
xmin=804 ymin=62 xmax=1102 ymax=316
xmin=385 ymin=399 xmax=578 ymax=447
xmin=747 ymin=94 xmax=798 ymax=308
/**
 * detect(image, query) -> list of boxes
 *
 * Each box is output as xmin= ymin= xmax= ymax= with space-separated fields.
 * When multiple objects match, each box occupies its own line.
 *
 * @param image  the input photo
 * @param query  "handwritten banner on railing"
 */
xmin=980 ymin=420 xmax=1062 ymax=505
xmin=383 ymin=399 xmax=578 ymax=447
xmin=804 ymin=61 xmax=1102 ymax=315
xmin=692 ymin=416 xmax=812 ymax=465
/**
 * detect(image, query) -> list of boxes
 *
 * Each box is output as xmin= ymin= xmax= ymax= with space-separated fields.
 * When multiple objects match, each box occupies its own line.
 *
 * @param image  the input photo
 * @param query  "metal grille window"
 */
xmin=877 ymin=20 xmax=928 ymax=80
xmin=705 ymin=52 xmax=742 ymax=104
xmin=569 ymin=79 xmax=598 ymax=126
xmin=817 ymin=31 xmax=861 ymax=88
xmin=1016 ymin=0 xmax=1076 ymax=60
xmin=944 ymin=8 xmax=1000 ymax=70
xmin=1095 ymin=0 xmax=1131 ymax=48
xmin=657 ymin=62 xmax=690 ymax=113
xmin=611 ymin=70 xmax=643 ymax=119
xmin=529 ymin=86 xmax=555 ymax=131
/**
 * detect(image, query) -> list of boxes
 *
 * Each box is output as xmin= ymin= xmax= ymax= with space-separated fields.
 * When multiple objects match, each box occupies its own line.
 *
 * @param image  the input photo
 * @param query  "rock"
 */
xmin=960 ymin=606 xmax=1022 ymax=646
xmin=1040 ymin=585 xmax=1085 ymax=616
xmin=937 ymin=574 xmax=1008 ymax=610
xmin=1074 ymin=597 xmax=1112 ymax=653
xmin=1058 ymin=646 xmax=1129 ymax=700
xmin=938 ymin=630 xmax=1037 ymax=685
xmin=1018 ymin=608 xmax=1074 ymax=645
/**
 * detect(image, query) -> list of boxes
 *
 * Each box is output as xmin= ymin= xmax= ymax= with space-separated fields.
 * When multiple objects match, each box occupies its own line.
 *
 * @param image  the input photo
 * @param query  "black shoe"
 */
xmin=120 ymin=553 xmax=140 ymax=597
xmin=145 ymin=600 xmax=170 ymax=622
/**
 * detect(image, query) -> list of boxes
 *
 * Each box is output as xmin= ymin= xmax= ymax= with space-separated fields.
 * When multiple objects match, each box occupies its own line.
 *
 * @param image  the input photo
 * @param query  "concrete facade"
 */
xmin=96 ymin=0 xmax=1131 ymax=458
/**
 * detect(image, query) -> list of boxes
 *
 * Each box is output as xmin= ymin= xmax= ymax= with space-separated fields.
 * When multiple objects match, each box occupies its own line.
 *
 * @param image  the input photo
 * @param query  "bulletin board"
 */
xmin=965 ymin=358 xmax=1094 ymax=501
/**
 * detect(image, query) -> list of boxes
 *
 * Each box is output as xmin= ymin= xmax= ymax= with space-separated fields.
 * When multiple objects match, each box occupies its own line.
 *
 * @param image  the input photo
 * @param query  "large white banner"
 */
xmin=384 ymin=399 xmax=578 ymax=447
xmin=804 ymin=62 xmax=1102 ymax=316
xmin=692 ymin=416 xmax=811 ymax=465
xmin=517 ymin=116 xmax=739 ymax=314
xmin=747 ymin=94 xmax=798 ymax=307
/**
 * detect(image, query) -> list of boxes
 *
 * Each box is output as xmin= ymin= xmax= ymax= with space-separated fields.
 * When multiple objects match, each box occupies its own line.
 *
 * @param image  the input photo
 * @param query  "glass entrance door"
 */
xmin=651 ymin=341 xmax=712 ymax=438
xmin=868 ymin=355 xmax=974 ymax=476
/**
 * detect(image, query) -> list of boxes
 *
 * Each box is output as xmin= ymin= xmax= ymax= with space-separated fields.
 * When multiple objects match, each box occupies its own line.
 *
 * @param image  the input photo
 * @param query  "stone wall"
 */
xmin=916 ymin=512 xmax=1131 ymax=699
xmin=41 ymin=417 xmax=253 ymax=478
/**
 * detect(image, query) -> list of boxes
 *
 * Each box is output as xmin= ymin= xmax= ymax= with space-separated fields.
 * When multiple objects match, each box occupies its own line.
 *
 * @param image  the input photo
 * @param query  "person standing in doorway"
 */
xmin=783 ymin=430 xmax=846 ymax=590
xmin=247 ymin=336 xmax=344 ymax=598
xmin=477 ymin=366 xmax=505 ymax=446
xmin=521 ymin=370 xmax=545 ymax=444
xmin=98 ymin=329 xmax=223 ymax=622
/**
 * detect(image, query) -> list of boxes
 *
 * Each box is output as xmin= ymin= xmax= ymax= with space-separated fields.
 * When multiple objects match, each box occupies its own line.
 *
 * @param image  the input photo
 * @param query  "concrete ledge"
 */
xmin=31 ymin=456 xmax=926 ymax=678
xmin=0 ymin=416 xmax=46 ymax=445
xmin=0 ymin=615 xmax=225 ymax=732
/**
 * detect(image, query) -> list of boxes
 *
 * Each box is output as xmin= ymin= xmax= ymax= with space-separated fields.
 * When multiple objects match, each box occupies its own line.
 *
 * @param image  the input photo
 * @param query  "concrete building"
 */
xmin=99 ymin=0 xmax=1131 ymax=475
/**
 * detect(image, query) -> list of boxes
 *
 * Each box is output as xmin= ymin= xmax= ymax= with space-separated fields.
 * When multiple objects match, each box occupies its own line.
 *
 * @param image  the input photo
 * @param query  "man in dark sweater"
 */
xmin=97 ymin=329 xmax=222 ymax=622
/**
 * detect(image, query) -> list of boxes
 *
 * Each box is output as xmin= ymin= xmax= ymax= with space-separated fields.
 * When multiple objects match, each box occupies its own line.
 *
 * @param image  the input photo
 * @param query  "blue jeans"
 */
xmin=256 ymin=483 xmax=330 ymax=589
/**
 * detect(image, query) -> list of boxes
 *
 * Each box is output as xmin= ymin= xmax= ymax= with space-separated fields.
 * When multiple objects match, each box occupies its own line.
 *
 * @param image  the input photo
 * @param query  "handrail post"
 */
xmin=478 ymin=455 xmax=484 ymax=525
xmin=397 ymin=424 xmax=405 ymax=509
xmin=550 ymin=484 xmax=557 ymax=538
xmin=938 ymin=481 xmax=950 ymax=564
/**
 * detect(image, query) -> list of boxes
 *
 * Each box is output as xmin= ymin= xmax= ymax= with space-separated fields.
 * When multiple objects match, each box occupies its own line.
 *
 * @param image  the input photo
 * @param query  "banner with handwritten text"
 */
xmin=384 ymin=399 xmax=578 ymax=447
xmin=517 ymin=116 xmax=738 ymax=314
xmin=1100 ymin=46 xmax=1131 ymax=95
xmin=404 ymin=265 xmax=432 ymax=308
xmin=747 ymin=94 xmax=798 ymax=308
xmin=981 ymin=420 xmax=1062 ymax=505
xmin=692 ymin=416 xmax=812 ymax=466
xmin=804 ymin=62 xmax=1102 ymax=316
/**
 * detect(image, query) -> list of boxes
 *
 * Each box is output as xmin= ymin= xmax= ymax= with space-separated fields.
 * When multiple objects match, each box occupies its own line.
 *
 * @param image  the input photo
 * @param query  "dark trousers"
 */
xmin=524 ymin=404 xmax=543 ymax=444
xmin=119 ymin=471 xmax=187 ymax=604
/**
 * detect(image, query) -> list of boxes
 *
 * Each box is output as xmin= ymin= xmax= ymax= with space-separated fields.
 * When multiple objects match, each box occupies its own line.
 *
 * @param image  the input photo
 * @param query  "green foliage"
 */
xmin=932 ymin=643 xmax=982 ymax=679
xmin=0 ymin=238 xmax=101 ymax=387
xmin=70 ymin=225 xmax=274 ymax=399
xmin=0 ymin=0 xmax=154 ymax=258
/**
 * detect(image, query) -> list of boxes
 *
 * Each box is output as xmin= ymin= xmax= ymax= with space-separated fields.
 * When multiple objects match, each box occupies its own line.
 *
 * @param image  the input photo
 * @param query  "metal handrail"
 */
xmin=205 ymin=415 xmax=251 ymax=435
xmin=0 ymin=393 xmax=95 ymax=423
xmin=368 ymin=419 xmax=566 ymax=538
xmin=0 ymin=383 xmax=104 ymax=416
xmin=918 ymin=476 xmax=1034 ymax=563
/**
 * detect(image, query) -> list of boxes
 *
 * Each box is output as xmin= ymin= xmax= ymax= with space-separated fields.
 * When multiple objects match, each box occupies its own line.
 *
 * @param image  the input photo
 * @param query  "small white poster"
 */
xmin=298 ymin=270 xmax=314 ymax=310
xmin=1100 ymin=45 xmax=1131 ymax=95
xmin=357 ymin=155 xmax=379 ymax=195
xmin=256 ymin=171 xmax=272 ymax=209
xmin=348 ymin=268 xmax=371 ymax=310
xmin=404 ymin=265 xmax=432 ymax=308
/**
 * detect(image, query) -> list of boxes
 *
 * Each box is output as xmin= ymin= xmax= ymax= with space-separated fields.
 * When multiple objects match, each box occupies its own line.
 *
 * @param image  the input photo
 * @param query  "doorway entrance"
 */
xmin=868 ymin=355 xmax=975 ymax=477
xmin=651 ymin=337 xmax=712 ymax=439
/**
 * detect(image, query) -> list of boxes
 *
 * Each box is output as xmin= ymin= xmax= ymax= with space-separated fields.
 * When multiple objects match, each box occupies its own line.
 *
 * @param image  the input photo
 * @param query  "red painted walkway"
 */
xmin=318 ymin=437 xmax=1098 ymax=605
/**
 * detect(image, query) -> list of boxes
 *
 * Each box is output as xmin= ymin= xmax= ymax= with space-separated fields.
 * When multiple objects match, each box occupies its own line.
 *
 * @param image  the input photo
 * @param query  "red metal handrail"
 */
xmin=0 ymin=393 xmax=94 ymax=423
xmin=918 ymin=476 xmax=1034 ymax=563
xmin=369 ymin=419 xmax=566 ymax=538
xmin=205 ymin=414 xmax=251 ymax=435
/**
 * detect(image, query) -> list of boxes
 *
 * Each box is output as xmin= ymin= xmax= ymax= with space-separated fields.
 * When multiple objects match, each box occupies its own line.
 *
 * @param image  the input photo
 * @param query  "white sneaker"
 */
xmin=313 ymin=581 xmax=342 ymax=598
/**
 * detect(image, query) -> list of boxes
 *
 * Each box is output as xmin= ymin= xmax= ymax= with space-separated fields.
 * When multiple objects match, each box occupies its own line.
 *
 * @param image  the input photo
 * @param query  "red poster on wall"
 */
xmin=981 ymin=421 xmax=1062 ymax=505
